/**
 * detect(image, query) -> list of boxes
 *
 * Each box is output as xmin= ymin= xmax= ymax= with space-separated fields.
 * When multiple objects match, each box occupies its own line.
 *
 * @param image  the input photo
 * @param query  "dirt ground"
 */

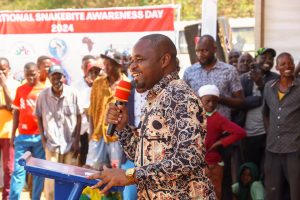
xmin=0 ymin=188 xmax=46 ymax=200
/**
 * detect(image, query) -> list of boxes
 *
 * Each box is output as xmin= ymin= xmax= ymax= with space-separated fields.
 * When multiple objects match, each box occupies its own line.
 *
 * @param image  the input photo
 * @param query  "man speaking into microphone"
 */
xmin=88 ymin=34 xmax=216 ymax=199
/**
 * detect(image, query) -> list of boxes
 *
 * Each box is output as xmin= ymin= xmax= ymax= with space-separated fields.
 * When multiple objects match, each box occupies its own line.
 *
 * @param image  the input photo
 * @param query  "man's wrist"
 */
xmin=115 ymin=124 xmax=130 ymax=136
xmin=125 ymin=168 xmax=137 ymax=185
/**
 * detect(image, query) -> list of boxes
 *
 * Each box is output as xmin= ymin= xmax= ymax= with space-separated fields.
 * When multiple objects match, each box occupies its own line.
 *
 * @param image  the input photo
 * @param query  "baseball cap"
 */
xmin=100 ymin=49 xmax=122 ymax=65
xmin=255 ymin=47 xmax=276 ymax=58
xmin=86 ymin=62 xmax=101 ymax=73
xmin=48 ymin=65 xmax=64 ymax=76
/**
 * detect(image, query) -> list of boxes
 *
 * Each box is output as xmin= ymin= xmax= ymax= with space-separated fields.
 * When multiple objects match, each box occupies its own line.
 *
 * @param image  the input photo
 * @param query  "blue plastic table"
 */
xmin=19 ymin=151 xmax=123 ymax=200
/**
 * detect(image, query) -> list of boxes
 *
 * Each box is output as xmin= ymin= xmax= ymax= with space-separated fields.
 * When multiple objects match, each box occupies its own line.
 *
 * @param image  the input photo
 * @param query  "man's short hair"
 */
xmin=276 ymin=52 xmax=294 ymax=64
xmin=24 ymin=62 xmax=37 ymax=70
xmin=0 ymin=57 xmax=10 ymax=68
xmin=37 ymin=56 xmax=51 ymax=65
xmin=82 ymin=55 xmax=96 ymax=63
xmin=139 ymin=34 xmax=177 ymax=57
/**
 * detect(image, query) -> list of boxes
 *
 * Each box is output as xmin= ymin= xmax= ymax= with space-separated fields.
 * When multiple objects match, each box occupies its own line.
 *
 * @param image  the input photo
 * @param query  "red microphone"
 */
xmin=106 ymin=80 xmax=131 ymax=136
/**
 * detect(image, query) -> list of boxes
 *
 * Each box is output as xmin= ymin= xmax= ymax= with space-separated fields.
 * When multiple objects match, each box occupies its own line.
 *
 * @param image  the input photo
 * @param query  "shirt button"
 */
xmin=278 ymin=116 xmax=280 ymax=119
xmin=277 ymin=135 xmax=280 ymax=139
xmin=279 ymin=107 xmax=282 ymax=111
xmin=277 ymin=126 xmax=280 ymax=128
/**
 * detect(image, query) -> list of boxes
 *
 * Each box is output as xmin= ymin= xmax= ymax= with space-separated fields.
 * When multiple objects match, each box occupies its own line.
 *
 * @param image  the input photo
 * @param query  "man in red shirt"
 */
xmin=10 ymin=62 xmax=46 ymax=200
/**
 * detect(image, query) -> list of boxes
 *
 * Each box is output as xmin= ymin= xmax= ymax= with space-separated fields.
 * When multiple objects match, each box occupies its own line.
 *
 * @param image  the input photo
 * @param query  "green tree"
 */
xmin=0 ymin=0 xmax=254 ymax=20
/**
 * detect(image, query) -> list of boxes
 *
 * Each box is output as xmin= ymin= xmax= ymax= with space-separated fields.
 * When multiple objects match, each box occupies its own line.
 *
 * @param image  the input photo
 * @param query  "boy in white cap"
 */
xmin=198 ymin=84 xmax=246 ymax=200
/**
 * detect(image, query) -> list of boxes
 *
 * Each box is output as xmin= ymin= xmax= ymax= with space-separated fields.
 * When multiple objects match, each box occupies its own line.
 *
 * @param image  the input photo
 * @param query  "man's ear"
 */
xmin=160 ymin=53 xmax=172 ymax=69
xmin=212 ymin=43 xmax=217 ymax=53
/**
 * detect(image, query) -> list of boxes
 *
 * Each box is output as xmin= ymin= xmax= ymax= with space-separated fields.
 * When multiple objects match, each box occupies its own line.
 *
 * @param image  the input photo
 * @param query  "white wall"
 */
xmin=262 ymin=0 xmax=300 ymax=64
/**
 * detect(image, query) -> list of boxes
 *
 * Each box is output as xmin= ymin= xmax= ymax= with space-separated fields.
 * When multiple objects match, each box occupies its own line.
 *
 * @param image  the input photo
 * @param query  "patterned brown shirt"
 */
xmin=116 ymin=72 xmax=216 ymax=199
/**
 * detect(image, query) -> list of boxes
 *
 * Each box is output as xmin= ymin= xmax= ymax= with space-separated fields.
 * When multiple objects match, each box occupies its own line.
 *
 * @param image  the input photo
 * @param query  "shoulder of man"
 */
xmin=39 ymin=86 xmax=50 ymax=96
xmin=183 ymin=62 xmax=201 ymax=73
xmin=265 ymin=78 xmax=277 ymax=87
xmin=34 ymin=87 xmax=50 ymax=106
xmin=92 ymin=74 xmax=108 ymax=85
xmin=16 ymin=82 xmax=27 ymax=90
xmin=218 ymin=61 xmax=236 ymax=71
xmin=165 ymin=80 xmax=205 ymax=120
xmin=270 ymin=71 xmax=280 ymax=77
xmin=168 ymin=79 xmax=198 ymax=100
xmin=263 ymin=79 xmax=277 ymax=96
xmin=240 ymin=72 xmax=253 ymax=85
xmin=240 ymin=72 xmax=249 ymax=80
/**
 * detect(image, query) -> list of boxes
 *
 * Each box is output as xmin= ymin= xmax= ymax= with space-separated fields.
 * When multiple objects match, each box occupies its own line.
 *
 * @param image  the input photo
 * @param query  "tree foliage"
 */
xmin=0 ymin=0 xmax=254 ymax=20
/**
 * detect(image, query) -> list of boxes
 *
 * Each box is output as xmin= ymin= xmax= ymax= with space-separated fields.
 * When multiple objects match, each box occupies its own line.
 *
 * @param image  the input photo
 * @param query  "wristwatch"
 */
xmin=125 ymin=168 xmax=136 ymax=184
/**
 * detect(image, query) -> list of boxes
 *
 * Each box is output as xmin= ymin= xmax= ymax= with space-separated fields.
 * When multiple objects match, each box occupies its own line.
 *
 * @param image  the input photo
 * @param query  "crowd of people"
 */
xmin=0 ymin=33 xmax=299 ymax=200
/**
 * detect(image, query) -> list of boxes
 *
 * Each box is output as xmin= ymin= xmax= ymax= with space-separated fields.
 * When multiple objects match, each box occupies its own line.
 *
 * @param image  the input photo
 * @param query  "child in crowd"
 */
xmin=198 ymin=84 xmax=246 ymax=200
xmin=232 ymin=162 xmax=265 ymax=200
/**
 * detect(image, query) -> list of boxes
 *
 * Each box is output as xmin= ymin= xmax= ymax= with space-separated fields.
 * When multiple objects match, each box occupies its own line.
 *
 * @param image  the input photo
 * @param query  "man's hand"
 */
xmin=87 ymin=168 xmax=132 ymax=194
xmin=105 ymin=103 xmax=129 ymax=132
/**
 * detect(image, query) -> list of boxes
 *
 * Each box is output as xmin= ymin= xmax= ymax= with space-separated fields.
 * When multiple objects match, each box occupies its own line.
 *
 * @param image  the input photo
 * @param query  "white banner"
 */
xmin=0 ymin=6 xmax=175 ymax=83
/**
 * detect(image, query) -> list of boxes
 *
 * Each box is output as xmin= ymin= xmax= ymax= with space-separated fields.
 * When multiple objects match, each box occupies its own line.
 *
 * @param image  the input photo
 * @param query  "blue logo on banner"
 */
xmin=48 ymin=38 xmax=67 ymax=59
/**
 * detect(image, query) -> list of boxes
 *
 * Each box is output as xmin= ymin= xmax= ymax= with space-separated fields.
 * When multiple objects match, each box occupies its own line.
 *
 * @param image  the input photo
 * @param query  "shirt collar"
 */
xmin=147 ymin=71 xmax=179 ymax=100
xmin=270 ymin=79 xmax=279 ymax=88
xmin=270 ymin=78 xmax=300 ymax=89
xmin=206 ymin=109 xmax=217 ymax=116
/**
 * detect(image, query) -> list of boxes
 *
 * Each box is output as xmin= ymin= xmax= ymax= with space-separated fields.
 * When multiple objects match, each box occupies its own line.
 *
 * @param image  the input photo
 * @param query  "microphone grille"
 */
xmin=115 ymin=80 xmax=131 ymax=102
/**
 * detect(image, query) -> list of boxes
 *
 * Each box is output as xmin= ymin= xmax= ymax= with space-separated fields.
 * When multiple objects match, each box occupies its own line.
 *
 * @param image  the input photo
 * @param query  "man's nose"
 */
xmin=196 ymin=52 xmax=202 ymax=57
xmin=129 ymin=61 xmax=137 ymax=71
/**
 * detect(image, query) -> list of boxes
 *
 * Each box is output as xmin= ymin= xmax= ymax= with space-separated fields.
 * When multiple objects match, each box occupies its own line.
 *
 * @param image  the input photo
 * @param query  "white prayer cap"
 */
xmin=198 ymin=84 xmax=220 ymax=97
